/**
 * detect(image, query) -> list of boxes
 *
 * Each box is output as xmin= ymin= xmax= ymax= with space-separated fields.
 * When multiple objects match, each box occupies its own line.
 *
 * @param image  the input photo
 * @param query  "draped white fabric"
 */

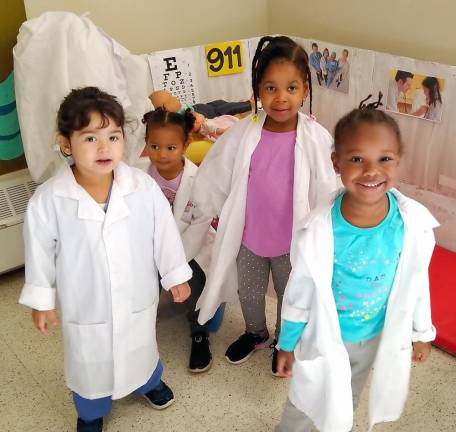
xmin=12 ymin=13 xmax=456 ymax=248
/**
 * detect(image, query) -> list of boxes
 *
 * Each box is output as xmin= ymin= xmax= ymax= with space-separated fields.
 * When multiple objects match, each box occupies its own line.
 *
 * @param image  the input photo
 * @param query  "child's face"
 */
xmin=60 ymin=112 xmax=124 ymax=180
xmin=259 ymin=60 xmax=308 ymax=132
xmin=146 ymin=125 xmax=186 ymax=176
xmin=332 ymin=123 xmax=401 ymax=206
xmin=330 ymin=53 xmax=336 ymax=60
xmin=312 ymin=45 xmax=318 ymax=53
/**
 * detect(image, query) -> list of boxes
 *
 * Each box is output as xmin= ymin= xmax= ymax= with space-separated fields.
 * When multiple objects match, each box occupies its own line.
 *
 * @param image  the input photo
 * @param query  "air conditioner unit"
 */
xmin=0 ymin=168 xmax=39 ymax=274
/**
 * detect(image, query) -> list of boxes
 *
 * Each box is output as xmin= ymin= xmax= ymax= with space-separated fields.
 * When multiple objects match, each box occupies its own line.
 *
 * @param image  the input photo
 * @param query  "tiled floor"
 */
xmin=1 ymin=268 xmax=455 ymax=431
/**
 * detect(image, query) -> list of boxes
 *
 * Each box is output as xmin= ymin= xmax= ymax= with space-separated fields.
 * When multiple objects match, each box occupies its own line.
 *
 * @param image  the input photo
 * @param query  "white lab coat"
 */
xmin=282 ymin=188 xmax=438 ymax=432
xmin=171 ymin=157 xmax=215 ymax=274
xmin=191 ymin=111 xmax=339 ymax=324
xmin=13 ymin=12 xmax=153 ymax=182
xmin=19 ymin=162 xmax=192 ymax=400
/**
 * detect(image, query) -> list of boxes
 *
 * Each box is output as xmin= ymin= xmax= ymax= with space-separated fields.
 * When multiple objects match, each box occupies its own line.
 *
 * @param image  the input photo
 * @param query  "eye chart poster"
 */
xmin=148 ymin=48 xmax=200 ymax=106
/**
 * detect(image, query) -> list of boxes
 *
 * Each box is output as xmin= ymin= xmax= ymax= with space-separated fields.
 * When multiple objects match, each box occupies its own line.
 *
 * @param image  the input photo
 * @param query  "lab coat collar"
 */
xmin=173 ymin=157 xmax=196 ymax=218
xmin=253 ymin=110 xmax=314 ymax=149
xmin=240 ymin=110 xmax=314 ymax=171
xmin=298 ymin=187 xmax=439 ymax=232
xmin=52 ymin=161 xmax=137 ymax=222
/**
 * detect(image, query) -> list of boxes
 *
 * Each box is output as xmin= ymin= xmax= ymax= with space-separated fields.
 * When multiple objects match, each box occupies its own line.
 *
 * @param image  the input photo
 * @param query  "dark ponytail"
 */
xmin=142 ymin=106 xmax=196 ymax=142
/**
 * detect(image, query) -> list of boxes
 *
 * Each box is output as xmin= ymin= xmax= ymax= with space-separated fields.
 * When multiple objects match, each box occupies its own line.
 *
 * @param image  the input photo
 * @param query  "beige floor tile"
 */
xmin=0 ymin=335 xmax=71 ymax=431
xmin=1 ymin=269 xmax=455 ymax=431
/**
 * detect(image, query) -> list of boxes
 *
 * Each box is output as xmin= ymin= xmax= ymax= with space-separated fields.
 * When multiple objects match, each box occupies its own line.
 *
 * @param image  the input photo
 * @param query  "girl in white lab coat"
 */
xmin=142 ymin=107 xmax=215 ymax=373
xmin=19 ymin=87 xmax=192 ymax=432
xmin=275 ymin=94 xmax=437 ymax=432
xmin=190 ymin=36 xmax=338 ymax=375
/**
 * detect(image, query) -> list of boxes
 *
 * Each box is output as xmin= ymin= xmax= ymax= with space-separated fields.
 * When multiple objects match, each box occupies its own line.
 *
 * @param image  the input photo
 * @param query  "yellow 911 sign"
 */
xmin=205 ymin=41 xmax=244 ymax=77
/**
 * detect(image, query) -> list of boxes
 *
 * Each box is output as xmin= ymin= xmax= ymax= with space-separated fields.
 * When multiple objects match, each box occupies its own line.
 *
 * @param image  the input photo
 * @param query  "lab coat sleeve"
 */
xmin=152 ymin=183 xmax=193 ymax=290
xmin=19 ymin=201 xmax=57 ymax=311
xmin=412 ymin=229 xmax=437 ymax=343
xmin=190 ymin=121 xmax=242 ymax=218
xmin=281 ymin=229 xmax=316 ymax=324
xmin=180 ymin=208 xmax=214 ymax=262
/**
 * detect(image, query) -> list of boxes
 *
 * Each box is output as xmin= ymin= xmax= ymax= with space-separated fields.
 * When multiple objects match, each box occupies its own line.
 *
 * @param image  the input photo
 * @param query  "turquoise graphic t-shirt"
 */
xmin=331 ymin=191 xmax=404 ymax=342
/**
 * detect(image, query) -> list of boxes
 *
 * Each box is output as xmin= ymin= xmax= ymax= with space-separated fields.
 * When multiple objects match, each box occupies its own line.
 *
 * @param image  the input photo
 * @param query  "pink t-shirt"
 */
xmin=241 ymin=128 xmax=296 ymax=257
xmin=147 ymin=163 xmax=183 ymax=206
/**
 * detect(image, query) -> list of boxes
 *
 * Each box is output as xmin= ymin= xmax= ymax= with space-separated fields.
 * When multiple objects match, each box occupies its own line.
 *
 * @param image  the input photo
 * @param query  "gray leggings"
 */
xmin=275 ymin=335 xmax=381 ymax=432
xmin=237 ymin=244 xmax=292 ymax=338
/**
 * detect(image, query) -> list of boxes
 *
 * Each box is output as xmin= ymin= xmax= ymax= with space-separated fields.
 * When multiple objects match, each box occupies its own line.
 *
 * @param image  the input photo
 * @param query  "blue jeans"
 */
xmin=73 ymin=361 xmax=163 ymax=421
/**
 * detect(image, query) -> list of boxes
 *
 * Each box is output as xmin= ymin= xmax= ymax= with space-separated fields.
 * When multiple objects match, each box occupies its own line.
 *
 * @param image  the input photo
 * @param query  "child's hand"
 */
xmin=412 ymin=341 xmax=432 ymax=362
xmin=32 ymin=309 xmax=58 ymax=336
xmin=170 ymin=283 xmax=191 ymax=303
xmin=277 ymin=350 xmax=295 ymax=378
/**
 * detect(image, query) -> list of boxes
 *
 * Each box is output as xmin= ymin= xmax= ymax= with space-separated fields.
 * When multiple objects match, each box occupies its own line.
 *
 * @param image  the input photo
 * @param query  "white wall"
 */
xmin=268 ymin=0 xmax=456 ymax=65
xmin=24 ymin=0 xmax=269 ymax=53
xmin=25 ymin=0 xmax=456 ymax=64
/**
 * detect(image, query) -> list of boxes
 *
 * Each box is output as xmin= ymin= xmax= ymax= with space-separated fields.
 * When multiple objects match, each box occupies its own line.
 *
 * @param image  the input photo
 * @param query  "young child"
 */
xmin=19 ymin=87 xmax=192 ymax=432
xmin=142 ymin=107 xmax=216 ymax=373
xmin=309 ymin=42 xmax=323 ymax=86
xmin=275 ymin=94 xmax=438 ymax=432
xmin=320 ymin=48 xmax=330 ymax=85
xmin=326 ymin=51 xmax=340 ymax=87
xmin=190 ymin=36 xmax=338 ymax=375
xmin=336 ymin=49 xmax=350 ymax=89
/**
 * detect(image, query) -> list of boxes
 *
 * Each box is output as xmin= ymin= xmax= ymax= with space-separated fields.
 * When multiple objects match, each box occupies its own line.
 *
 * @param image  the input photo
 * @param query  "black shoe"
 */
xmin=143 ymin=380 xmax=174 ymax=410
xmin=225 ymin=332 xmax=269 ymax=364
xmin=189 ymin=332 xmax=212 ymax=373
xmin=77 ymin=417 xmax=103 ymax=432
xmin=270 ymin=339 xmax=281 ymax=377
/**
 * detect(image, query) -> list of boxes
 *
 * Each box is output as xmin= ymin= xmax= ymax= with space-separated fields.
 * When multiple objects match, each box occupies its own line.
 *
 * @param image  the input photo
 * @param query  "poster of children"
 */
xmin=309 ymin=42 xmax=350 ymax=94
xmin=386 ymin=69 xmax=444 ymax=122
xmin=148 ymin=48 xmax=201 ymax=106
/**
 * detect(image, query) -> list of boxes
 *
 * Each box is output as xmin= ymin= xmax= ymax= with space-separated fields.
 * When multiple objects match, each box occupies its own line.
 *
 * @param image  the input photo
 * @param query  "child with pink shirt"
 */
xmin=190 ymin=36 xmax=338 ymax=375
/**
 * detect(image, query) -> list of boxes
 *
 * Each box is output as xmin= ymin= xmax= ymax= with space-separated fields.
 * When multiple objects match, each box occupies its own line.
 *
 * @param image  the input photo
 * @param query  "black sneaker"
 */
xmin=143 ymin=380 xmax=175 ymax=410
xmin=77 ymin=417 xmax=103 ymax=432
xmin=225 ymin=332 xmax=269 ymax=364
xmin=189 ymin=332 xmax=212 ymax=373
xmin=270 ymin=339 xmax=281 ymax=377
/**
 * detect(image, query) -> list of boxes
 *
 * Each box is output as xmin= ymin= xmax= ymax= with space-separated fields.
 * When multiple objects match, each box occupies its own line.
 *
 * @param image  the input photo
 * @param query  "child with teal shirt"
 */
xmin=275 ymin=94 xmax=438 ymax=432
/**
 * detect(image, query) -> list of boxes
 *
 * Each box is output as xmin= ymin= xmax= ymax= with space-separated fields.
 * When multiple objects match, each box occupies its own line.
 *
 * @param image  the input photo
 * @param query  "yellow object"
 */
xmin=185 ymin=140 xmax=213 ymax=165
xmin=205 ymin=40 xmax=245 ymax=77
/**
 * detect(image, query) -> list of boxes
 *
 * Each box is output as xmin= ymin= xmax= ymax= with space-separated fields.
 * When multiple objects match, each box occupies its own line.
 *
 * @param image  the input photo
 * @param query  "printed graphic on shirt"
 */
xmin=333 ymin=248 xmax=401 ymax=323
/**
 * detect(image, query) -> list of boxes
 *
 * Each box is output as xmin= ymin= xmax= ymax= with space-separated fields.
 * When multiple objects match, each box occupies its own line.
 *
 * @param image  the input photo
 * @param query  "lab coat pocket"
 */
xmin=291 ymin=356 xmax=328 ymax=415
xmin=129 ymin=301 xmax=158 ymax=351
xmin=66 ymin=322 xmax=111 ymax=364
xmin=293 ymin=356 xmax=327 ymax=393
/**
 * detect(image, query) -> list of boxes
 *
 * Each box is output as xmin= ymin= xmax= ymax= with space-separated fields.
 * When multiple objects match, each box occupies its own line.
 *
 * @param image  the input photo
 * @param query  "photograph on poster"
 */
xmin=386 ymin=69 xmax=444 ymax=122
xmin=309 ymin=42 xmax=350 ymax=94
